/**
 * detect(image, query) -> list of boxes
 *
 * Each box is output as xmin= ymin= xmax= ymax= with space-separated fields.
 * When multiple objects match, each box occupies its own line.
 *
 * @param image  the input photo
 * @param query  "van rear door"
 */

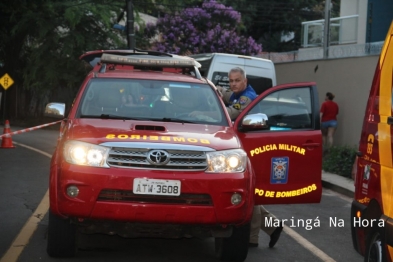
xmin=244 ymin=57 xmax=276 ymax=95
xmin=234 ymin=82 xmax=322 ymax=205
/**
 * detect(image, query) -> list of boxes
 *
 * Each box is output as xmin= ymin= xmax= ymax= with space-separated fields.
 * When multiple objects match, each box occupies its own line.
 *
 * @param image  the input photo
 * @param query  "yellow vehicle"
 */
xmin=351 ymin=21 xmax=393 ymax=262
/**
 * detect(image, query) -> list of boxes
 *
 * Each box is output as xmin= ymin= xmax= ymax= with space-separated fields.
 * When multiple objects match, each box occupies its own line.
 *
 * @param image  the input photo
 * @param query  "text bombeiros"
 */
xmin=265 ymin=216 xmax=385 ymax=230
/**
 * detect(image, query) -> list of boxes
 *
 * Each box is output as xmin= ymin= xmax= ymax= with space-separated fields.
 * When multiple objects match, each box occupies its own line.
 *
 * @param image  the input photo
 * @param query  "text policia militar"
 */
xmin=250 ymin=143 xmax=306 ymax=156
xmin=265 ymin=217 xmax=385 ymax=231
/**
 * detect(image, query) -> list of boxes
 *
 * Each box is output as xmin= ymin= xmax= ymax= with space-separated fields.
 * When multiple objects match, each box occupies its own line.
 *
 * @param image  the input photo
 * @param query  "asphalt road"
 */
xmin=0 ymin=126 xmax=364 ymax=262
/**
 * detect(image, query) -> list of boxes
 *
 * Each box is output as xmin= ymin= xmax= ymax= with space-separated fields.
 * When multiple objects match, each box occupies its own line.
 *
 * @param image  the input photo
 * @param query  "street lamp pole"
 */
xmin=323 ymin=0 xmax=331 ymax=59
xmin=127 ymin=0 xmax=135 ymax=50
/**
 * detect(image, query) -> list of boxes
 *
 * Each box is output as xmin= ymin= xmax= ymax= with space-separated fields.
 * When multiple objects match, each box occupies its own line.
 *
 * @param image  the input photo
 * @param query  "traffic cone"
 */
xmin=1 ymin=120 xmax=15 ymax=148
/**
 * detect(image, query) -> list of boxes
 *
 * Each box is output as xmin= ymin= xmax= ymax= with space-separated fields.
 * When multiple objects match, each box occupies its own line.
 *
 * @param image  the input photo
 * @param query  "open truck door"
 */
xmin=234 ymin=82 xmax=323 ymax=205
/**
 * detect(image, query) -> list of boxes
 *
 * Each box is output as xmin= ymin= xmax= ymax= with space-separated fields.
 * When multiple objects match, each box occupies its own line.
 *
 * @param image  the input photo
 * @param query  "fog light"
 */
xmin=67 ymin=186 xmax=79 ymax=198
xmin=231 ymin=193 xmax=242 ymax=205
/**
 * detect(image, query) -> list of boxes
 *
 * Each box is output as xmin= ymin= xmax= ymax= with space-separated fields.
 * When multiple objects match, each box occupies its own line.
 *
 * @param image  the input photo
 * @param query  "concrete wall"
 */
xmin=274 ymin=55 xmax=379 ymax=147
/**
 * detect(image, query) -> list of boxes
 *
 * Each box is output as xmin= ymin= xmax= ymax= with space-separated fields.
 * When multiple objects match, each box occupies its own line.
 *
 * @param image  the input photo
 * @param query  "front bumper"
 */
xmin=50 ymin=162 xmax=253 ymax=227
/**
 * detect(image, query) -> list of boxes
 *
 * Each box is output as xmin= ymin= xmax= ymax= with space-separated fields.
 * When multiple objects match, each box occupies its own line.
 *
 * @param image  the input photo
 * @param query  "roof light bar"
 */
xmin=100 ymin=53 xmax=201 ymax=68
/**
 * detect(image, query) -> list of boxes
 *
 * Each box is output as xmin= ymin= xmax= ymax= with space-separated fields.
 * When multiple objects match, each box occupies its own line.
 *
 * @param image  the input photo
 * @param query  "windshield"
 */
xmin=77 ymin=78 xmax=227 ymax=125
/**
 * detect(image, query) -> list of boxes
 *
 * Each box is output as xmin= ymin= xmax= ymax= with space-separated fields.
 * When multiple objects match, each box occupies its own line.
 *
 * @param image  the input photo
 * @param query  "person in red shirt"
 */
xmin=320 ymin=92 xmax=339 ymax=151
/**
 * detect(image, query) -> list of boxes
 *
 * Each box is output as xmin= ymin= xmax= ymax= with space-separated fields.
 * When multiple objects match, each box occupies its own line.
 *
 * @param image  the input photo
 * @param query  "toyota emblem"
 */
xmin=147 ymin=150 xmax=170 ymax=165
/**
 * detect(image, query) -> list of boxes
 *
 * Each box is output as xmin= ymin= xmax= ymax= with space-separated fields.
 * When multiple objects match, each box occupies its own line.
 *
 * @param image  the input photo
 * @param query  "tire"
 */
xmin=47 ymin=211 xmax=77 ymax=257
xmin=215 ymin=223 xmax=250 ymax=262
xmin=364 ymin=229 xmax=386 ymax=262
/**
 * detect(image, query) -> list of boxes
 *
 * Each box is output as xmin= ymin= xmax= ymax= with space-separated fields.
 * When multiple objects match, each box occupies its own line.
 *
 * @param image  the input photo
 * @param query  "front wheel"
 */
xmin=215 ymin=223 xmax=250 ymax=262
xmin=47 ymin=211 xmax=77 ymax=257
xmin=364 ymin=229 xmax=386 ymax=262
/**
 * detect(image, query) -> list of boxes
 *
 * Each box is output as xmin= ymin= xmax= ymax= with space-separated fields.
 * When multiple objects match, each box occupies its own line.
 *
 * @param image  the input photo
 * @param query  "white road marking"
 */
xmin=284 ymin=226 xmax=336 ymax=262
xmin=12 ymin=141 xmax=53 ymax=158
xmin=0 ymin=142 xmax=50 ymax=262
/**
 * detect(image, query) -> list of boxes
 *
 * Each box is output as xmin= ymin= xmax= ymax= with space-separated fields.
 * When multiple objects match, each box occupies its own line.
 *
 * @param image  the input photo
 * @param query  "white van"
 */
xmin=189 ymin=53 xmax=276 ymax=94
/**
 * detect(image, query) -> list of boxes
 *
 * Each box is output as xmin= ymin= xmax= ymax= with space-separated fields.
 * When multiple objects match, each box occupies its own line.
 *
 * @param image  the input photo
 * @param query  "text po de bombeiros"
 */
xmin=265 ymin=217 xmax=385 ymax=231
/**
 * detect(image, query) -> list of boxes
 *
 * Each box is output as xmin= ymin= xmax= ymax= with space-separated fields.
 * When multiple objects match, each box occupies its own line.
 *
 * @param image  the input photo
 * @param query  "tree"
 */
xmin=0 ymin=0 xmax=126 ymax=119
xmin=133 ymin=0 xmax=204 ymax=17
xmin=220 ymin=0 xmax=340 ymax=52
xmin=142 ymin=0 xmax=261 ymax=55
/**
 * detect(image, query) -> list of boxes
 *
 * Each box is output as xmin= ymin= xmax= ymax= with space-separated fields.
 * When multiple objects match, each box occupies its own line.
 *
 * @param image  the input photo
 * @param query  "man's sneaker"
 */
xmin=269 ymin=225 xmax=283 ymax=248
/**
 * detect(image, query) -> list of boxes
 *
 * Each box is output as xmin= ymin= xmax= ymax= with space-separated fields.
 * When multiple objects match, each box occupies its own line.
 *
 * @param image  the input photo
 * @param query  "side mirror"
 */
xmin=241 ymin=113 xmax=269 ymax=131
xmin=44 ymin=103 xmax=65 ymax=119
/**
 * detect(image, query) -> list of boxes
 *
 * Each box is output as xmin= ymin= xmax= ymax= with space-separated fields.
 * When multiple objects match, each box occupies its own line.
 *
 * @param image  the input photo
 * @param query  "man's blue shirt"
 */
xmin=229 ymin=84 xmax=257 ymax=105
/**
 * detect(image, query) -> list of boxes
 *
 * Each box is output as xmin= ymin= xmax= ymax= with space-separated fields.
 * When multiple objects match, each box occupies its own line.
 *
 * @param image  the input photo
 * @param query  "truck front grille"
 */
xmin=107 ymin=147 xmax=207 ymax=171
xmin=98 ymin=190 xmax=213 ymax=206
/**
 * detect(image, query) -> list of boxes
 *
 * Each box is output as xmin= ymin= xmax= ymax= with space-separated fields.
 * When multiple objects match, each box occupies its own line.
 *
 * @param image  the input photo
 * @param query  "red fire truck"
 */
xmin=44 ymin=49 xmax=322 ymax=261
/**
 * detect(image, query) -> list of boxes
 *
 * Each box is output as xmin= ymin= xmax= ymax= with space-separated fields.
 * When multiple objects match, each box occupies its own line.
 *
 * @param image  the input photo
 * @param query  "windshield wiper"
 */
xmin=100 ymin=114 xmax=130 ymax=120
xmin=80 ymin=114 xmax=196 ymax=123
xmin=80 ymin=114 xmax=149 ymax=121
xmin=161 ymin=117 xmax=196 ymax=124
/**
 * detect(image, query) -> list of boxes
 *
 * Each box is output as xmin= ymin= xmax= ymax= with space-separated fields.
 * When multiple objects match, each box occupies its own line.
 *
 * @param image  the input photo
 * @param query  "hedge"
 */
xmin=322 ymin=145 xmax=357 ymax=178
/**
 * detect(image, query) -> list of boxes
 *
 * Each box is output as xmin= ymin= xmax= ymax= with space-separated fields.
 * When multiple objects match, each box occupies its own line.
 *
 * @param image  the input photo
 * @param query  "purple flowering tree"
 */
xmin=143 ymin=0 xmax=262 ymax=55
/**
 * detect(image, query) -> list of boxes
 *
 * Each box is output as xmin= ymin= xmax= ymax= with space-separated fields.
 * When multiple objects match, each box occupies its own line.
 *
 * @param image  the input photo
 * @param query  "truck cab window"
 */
xmin=248 ymin=87 xmax=312 ymax=130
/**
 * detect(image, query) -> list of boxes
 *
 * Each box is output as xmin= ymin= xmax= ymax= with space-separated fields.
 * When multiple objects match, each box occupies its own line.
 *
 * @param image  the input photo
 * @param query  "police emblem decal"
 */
xmin=270 ymin=157 xmax=289 ymax=184
xmin=239 ymin=96 xmax=248 ymax=104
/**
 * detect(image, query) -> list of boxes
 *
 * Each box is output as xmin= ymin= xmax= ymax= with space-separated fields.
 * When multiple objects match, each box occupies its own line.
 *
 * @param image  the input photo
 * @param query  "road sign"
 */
xmin=0 ymin=73 xmax=14 ymax=90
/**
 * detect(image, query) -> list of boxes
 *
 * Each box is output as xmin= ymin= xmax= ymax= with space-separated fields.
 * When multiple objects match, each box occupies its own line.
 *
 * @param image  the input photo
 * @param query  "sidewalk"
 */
xmin=322 ymin=170 xmax=354 ymax=198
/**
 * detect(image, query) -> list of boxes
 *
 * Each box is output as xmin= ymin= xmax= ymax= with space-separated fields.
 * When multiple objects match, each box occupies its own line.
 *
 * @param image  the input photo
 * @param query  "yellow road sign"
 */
xmin=0 ymin=73 xmax=14 ymax=90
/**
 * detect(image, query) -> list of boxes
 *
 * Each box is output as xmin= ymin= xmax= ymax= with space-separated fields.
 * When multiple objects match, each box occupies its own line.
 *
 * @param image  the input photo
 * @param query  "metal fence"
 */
xmin=301 ymin=15 xmax=360 ymax=48
xmin=257 ymin=41 xmax=384 ymax=63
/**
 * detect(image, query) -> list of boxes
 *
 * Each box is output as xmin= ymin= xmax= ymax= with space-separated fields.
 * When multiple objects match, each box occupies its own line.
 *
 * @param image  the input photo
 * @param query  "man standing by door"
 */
xmin=219 ymin=67 xmax=284 ymax=248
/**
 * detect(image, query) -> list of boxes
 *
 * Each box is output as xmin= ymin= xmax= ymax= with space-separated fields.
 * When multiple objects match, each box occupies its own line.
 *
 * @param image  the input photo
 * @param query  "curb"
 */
xmin=321 ymin=180 xmax=354 ymax=198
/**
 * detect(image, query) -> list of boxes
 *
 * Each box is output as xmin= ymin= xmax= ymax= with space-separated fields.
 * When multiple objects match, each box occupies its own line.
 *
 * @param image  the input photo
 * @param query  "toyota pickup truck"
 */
xmin=44 ymin=49 xmax=322 ymax=261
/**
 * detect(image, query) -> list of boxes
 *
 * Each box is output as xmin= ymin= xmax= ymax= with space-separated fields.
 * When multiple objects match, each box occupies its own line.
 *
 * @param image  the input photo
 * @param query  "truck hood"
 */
xmin=65 ymin=119 xmax=240 ymax=150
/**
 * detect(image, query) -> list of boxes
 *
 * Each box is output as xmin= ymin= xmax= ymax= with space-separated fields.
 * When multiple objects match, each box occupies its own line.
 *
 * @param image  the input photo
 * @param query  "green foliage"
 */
xmin=0 ymin=0 xmax=342 ymax=118
xmin=0 ymin=1 xmax=128 ymax=118
xmin=0 ymin=0 xmax=128 ymax=117
xmin=134 ymin=0 xmax=204 ymax=16
xmin=322 ymin=145 xmax=357 ymax=178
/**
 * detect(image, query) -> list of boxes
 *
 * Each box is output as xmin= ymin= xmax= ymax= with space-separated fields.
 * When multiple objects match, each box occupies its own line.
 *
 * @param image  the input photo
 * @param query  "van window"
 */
xmin=247 ymin=87 xmax=312 ymax=130
xmin=212 ymin=72 xmax=230 ymax=88
xmin=212 ymin=72 xmax=273 ymax=95
xmin=247 ymin=75 xmax=273 ymax=95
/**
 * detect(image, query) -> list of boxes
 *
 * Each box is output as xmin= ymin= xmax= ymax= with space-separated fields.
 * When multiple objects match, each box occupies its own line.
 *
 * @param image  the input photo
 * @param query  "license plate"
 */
xmin=133 ymin=178 xmax=181 ymax=196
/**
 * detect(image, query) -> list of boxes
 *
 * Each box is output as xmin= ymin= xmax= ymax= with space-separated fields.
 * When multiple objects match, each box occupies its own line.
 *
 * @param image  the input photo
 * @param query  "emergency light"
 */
xmin=100 ymin=53 xmax=201 ymax=68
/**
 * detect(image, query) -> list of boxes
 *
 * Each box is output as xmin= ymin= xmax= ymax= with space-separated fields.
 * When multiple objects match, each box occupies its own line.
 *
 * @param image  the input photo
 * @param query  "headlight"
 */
xmin=63 ymin=140 xmax=110 ymax=167
xmin=206 ymin=149 xmax=247 ymax=173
